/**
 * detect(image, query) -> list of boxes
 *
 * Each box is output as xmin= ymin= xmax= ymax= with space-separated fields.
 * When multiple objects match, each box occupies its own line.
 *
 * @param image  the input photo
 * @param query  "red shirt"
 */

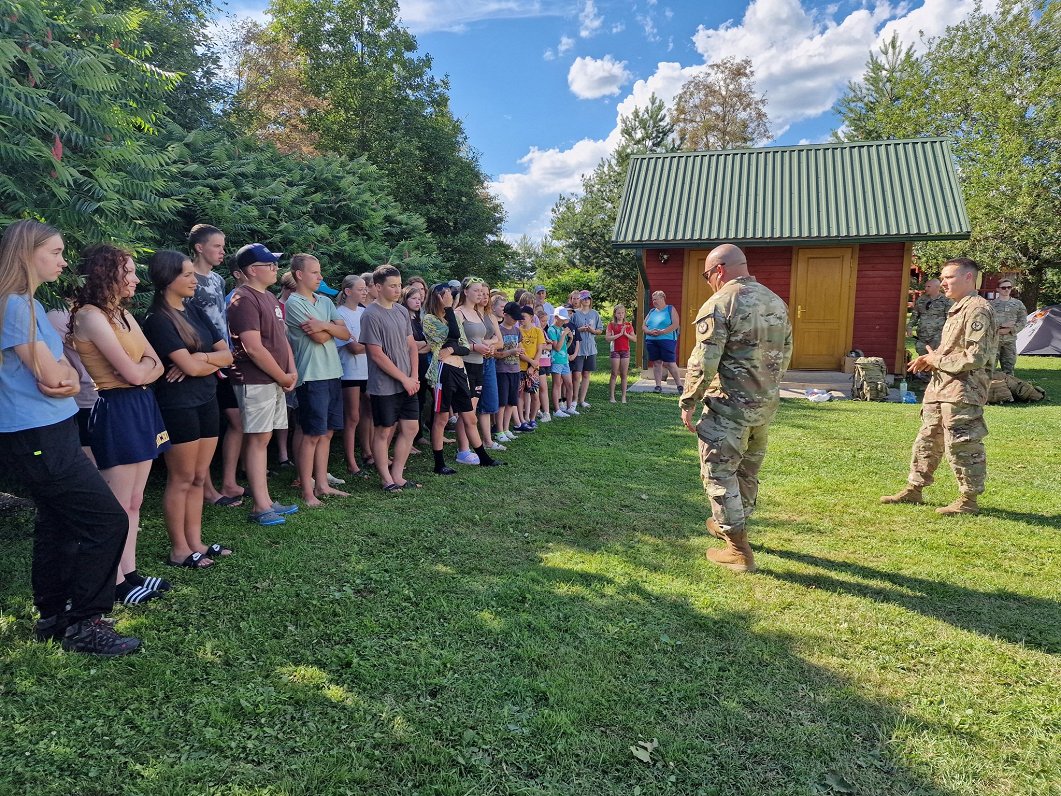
xmin=608 ymin=322 xmax=633 ymax=353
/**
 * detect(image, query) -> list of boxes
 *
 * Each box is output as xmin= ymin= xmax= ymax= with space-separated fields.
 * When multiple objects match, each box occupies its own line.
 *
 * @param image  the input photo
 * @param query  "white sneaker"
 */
xmin=554 ymin=409 xmax=570 ymax=418
xmin=455 ymin=450 xmax=480 ymax=465
xmin=326 ymin=472 xmax=346 ymax=486
xmin=496 ymin=432 xmax=512 ymax=442
xmin=567 ymin=406 xmax=579 ymax=415
xmin=487 ymin=441 xmax=507 ymax=451
xmin=540 ymin=413 xmax=552 ymax=422
xmin=579 ymin=401 xmax=591 ymax=408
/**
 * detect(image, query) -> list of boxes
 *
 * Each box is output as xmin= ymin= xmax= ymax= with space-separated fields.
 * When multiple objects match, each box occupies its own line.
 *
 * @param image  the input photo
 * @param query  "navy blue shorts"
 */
xmin=296 ymin=379 xmax=344 ymax=436
xmin=89 ymin=387 xmax=171 ymax=470
xmin=496 ymin=371 xmax=520 ymax=407
xmin=645 ymin=338 xmax=677 ymax=363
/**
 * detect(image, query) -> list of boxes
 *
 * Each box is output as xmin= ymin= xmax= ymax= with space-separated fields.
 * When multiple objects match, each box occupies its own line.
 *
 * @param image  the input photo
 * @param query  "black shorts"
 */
xmin=370 ymin=390 xmax=420 ymax=427
xmin=438 ymin=364 xmax=474 ymax=414
xmin=216 ymin=374 xmax=239 ymax=410
xmin=296 ymin=379 xmax=344 ymax=436
xmin=496 ymin=371 xmax=520 ymax=407
xmin=76 ymin=407 xmax=92 ymax=447
xmin=159 ymin=399 xmax=220 ymax=446
xmin=341 ymin=378 xmax=367 ymax=391
xmin=464 ymin=361 xmax=484 ymax=399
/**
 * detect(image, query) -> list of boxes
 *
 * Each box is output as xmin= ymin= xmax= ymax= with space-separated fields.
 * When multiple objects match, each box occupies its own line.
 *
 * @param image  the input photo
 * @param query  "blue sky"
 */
xmin=229 ymin=0 xmax=994 ymax=240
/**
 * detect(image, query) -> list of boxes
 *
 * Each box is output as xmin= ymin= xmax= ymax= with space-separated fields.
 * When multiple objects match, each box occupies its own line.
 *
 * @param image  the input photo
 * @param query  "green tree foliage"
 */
xmin=160 ymin=126 xmax=441 ymax=283
xmin=834 ymin=0 xmax=1061 ymax=309
xmin=671 ymin=57 xmax=770 ymax=150
xmin=550 ymin=95 xmax=678 ymax=307
xmin=0 ymin=0 xmax=181 ymax=249
xmin=263 ymin=0 xmax=509 ymax=277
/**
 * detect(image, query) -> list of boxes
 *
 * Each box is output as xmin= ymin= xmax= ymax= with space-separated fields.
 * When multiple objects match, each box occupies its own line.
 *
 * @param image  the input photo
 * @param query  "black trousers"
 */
xmin=0 ymin=416 xmax=127 ymax=623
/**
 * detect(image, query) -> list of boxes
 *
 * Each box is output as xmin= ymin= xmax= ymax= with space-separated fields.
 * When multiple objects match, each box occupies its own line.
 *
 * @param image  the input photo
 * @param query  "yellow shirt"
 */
xmin=519 ymin=325 xmax=545 ymax=371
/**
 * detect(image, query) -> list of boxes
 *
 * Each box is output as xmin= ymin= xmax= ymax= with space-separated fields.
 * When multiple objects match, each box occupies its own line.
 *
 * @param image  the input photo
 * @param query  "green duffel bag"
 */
xmin=1003 ymin=374 xmax=1046 ymax=402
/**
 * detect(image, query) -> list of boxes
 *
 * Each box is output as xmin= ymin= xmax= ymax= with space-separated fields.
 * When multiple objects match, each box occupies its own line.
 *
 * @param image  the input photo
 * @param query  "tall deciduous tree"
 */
xmin=671 ymin=57 xmax=769 ymax=150
xmin=834 ymin=0 xmax=1061 ymax=309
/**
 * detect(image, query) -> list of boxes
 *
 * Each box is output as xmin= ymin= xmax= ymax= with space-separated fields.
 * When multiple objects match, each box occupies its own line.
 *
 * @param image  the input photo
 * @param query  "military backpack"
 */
xmin=851 ymin=357 xmax=889 ymax=401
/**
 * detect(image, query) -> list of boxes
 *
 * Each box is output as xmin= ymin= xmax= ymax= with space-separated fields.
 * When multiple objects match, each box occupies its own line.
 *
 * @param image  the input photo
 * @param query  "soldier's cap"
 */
xmin=553 ymin=307 xmax=569 ymax=320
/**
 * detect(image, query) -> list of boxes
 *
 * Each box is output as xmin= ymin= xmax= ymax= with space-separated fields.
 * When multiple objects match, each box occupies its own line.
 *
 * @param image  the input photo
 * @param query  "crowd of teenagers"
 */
xmin=0 ymin=219 xmax=642 ymax=657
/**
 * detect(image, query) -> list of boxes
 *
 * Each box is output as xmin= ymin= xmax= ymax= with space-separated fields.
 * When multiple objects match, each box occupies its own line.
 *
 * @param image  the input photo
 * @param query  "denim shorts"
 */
xmin=550 ymin=362 xmax=571 ymax=376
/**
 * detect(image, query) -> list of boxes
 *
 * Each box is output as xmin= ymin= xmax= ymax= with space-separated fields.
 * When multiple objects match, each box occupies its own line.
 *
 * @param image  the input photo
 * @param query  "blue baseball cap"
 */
xmin=234 ymin=243 xmax=282 ymax=271
xmin=316 ymin=280 xmax=339 ymax=297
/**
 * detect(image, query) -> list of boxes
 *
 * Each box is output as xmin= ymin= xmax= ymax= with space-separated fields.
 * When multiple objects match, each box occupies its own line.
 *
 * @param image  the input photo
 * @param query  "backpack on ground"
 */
xmin=1003 ymin=373 xmax=1046 ymax=403
xmin=987 ymin=375 xmax=1014 ymax=404
xmin=851 ymin=357 xmax=888 ymax=401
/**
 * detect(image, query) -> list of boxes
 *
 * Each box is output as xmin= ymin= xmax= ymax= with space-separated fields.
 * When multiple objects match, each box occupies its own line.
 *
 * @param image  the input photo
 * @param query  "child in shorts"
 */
xmin=517 ymin=305 xmax=544 ymax=432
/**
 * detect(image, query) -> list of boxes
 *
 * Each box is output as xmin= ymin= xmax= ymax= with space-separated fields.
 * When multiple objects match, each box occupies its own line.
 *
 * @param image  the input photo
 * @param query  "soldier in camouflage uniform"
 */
xmin=990 ymin=279 xmax=1026 ymax=375
xmin=909 ymin=279 xmax=952 ymax=358
xmin=680 ymin=244 xmax=792 ymax=572
xmin=882 ymin=258 xmax=997 ymax=515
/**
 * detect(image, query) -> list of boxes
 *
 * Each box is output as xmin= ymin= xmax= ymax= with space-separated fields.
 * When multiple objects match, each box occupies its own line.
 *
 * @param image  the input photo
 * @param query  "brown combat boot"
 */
xmin=880 ymin=485 xmax=923 ymax=504
xmin=706 ymin=530 xmax=757 ymax=573
xmin=936 ymin=494 xmax=978 ymax=515
xmin=705 ymin=517 xmax=726 ymax=540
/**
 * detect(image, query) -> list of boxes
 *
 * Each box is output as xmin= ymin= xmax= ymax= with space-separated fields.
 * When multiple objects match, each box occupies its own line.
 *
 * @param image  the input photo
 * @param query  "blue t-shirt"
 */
xmin=645 ymin=306 xmax=677 ymax=340
xmin=0 ymin=294 xmax=77 ymax=432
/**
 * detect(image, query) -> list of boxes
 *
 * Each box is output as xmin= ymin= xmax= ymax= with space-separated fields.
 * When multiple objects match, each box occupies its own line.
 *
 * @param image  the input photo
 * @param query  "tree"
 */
xmin=833 ymin=34 xmax=928 ymax=141
xmin=834 ymin=0 xmax=1061 ymax=309
xmin=0 ymin=0 xmax=181 ymax=249
xmin=671 ymin=57 xmax=770 ymax=150
xmin=550 ymin=95 xmax=680 ymax=306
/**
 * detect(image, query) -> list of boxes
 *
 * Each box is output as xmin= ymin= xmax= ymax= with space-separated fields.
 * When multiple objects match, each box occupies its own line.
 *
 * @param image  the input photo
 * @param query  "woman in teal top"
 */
xmin=643 ymin=290 xmax=683 ymax=393
xmin=0 ymin=220 xmax=138 ymax=656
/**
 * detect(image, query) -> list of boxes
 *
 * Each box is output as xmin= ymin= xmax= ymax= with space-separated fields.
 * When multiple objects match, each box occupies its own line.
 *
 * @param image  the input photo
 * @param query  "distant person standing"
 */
xmin=990 ymin=279 xmax=1026 ymax=375
xmin=571 ymin=290 xmax=603 ymax=408
xmin=882 ymin=258 xmax=997 ymax=516
xmin=643 ymin=290 xmax=682 ymax=393
xmin=679 ymin=244 xmax=792 ymax=574
xmin=909 ymin=278 xmax=952 ymax=360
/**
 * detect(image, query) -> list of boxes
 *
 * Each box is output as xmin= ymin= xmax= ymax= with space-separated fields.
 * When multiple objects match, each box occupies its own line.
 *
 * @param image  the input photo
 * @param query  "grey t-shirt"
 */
xmin=190 ymin=270 xmax=229 ymax=343
xmin=572 ymin=309 xmax=602 ymax=356
xmin=360 ymin=301 xmax=413 ymax=396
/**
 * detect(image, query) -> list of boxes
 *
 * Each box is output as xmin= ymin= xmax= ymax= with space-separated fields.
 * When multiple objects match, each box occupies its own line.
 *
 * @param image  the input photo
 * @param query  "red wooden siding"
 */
xmin=853 ymin=243 xmax=905 ymax=369
xmin=746 ymin=246 xmax=792 ymax=303
xmin=643 ymin=248 xmax=685 ymax=311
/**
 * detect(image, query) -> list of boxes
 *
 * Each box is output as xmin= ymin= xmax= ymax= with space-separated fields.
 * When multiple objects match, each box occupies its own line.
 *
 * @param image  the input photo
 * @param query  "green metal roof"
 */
xmin=612 ymin=138 xmax=970 ymax=248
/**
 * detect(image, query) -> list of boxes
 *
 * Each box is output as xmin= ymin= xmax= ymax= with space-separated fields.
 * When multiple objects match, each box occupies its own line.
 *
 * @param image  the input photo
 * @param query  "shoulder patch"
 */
xmin=971 ymin=320 xmax=983 ymax=332
xmin=697 ymin=320 xmax=709 ymax=334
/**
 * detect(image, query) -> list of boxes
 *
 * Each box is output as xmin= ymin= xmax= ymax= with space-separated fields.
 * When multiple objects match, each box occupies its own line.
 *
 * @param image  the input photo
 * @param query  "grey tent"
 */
xmin=1016 ymin=306 xmax=1061 ymax=356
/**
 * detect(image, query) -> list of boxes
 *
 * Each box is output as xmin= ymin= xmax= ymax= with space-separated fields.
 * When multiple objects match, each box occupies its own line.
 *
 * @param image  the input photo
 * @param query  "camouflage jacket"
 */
xmin=990 ymin=297 xmax=1027 ymax=337
xmin=910 ymin=294 xmax=952 ymax=339
xmin=679 ymin=276 xmax=792 ymax=426
xmin=924 ymin=294 xmax=997 ymax=405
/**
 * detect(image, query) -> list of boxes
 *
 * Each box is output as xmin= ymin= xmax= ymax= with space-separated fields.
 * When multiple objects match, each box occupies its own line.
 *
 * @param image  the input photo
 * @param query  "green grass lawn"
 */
xmin=2 ymin=359 xmax=1059 ymax=796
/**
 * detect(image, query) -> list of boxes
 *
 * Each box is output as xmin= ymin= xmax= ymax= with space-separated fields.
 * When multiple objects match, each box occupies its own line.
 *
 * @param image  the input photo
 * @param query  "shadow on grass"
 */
xmin=756 ymin=545 xmax=1060 ymax=654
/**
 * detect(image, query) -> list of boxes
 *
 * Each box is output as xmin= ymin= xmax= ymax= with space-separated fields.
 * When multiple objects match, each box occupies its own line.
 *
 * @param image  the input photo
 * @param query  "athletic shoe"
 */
xmin=455 ymin=450 xmax=480 ymax=465
xmin=528 ymin=421 xmax=538 ymax=430
xmin=553 ymin=409 xmax=570 ymax=418
xmin=540 ymin=413 xmax=552 ymax=422
xmin=487 ymin=441 xmax=507 ymax=451
xmin=566 ymin=406 xmax=580 ymax=415
xmin=579 ymin=401 xmax=591 ymax=408
xmin=326 ymin=473 xmax=346 ymax=486
xmin=62 ymin=617 xmax=141 ymax=657
xmin=515 ymin=423 xmax=535 ymax=433
xmin=270 ymin=502 xmax=299 ymax=516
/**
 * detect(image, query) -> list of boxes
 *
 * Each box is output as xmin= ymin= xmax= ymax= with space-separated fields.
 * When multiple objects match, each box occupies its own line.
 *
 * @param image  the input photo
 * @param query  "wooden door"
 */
xmin=678 ymin=250 xmax=716 ymax=365
xmin=789 ymin=247 xmax=857 ymax=370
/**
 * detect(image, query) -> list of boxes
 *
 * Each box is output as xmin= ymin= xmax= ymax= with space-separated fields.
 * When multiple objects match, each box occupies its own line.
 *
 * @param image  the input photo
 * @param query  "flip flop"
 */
xmin=167 ymin=551 xmax=214 ymax=569
xmin=211 ymin=495 xmax=242 ymax=507
xmin=395 ymin=480 xmax=423 ymax=489
xmin=204 ymin=543 xmax=233 ymax=557
xmin=382 ymin=483 xmax=403 ymax=493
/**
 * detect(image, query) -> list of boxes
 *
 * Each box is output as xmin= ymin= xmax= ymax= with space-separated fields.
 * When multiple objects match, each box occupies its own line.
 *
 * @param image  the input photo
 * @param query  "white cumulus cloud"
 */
xmin=558 ymin=34 xmax=575 ymax=55
xmin=579 ymin=0 xmax=604 ymax=38
xmin=495 ymin=0 xmax=997 ymax=239
xmin=568 ymin=55 xmax=633 ymax=100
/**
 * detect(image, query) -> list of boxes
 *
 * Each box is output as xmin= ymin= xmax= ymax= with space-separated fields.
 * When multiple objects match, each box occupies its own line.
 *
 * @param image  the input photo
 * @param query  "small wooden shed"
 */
xmin=611 ymin=138 xmax=971 ymax=373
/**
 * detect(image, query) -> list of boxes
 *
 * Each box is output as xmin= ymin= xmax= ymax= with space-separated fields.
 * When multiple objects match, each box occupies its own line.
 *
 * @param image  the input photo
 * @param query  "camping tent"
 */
xmin=1016 ymin=306 xmax=1061 ymax=356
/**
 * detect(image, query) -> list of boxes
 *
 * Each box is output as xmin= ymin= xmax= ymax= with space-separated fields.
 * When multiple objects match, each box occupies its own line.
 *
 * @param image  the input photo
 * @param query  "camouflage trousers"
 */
xmin=914 ymin=329 xmax=943 ymax=357
xmin=996 ymin=335 xmax=1017 ymax=375
xmin=696 ymin=410 xmax=769 ymax=534
xmin=908 ymin=401 xmax=988 ymax=496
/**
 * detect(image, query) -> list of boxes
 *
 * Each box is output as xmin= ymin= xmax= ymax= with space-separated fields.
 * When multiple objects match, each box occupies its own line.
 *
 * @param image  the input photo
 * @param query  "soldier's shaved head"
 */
xmin=924 ymin=278 xmax=942 ymax=297
xmin=705 ymin=244 xmax=749 ymax=284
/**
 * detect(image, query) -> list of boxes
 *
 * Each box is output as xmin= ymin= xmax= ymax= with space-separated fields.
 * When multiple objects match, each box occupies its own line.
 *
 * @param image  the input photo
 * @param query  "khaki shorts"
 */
xmin=234 ymin=383 xmax=289 ymax=434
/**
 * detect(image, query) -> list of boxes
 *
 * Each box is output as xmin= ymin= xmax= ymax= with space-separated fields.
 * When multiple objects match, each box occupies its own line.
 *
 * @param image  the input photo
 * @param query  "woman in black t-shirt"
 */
xmin=143 ymin=251 xmax=234 ymax=569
